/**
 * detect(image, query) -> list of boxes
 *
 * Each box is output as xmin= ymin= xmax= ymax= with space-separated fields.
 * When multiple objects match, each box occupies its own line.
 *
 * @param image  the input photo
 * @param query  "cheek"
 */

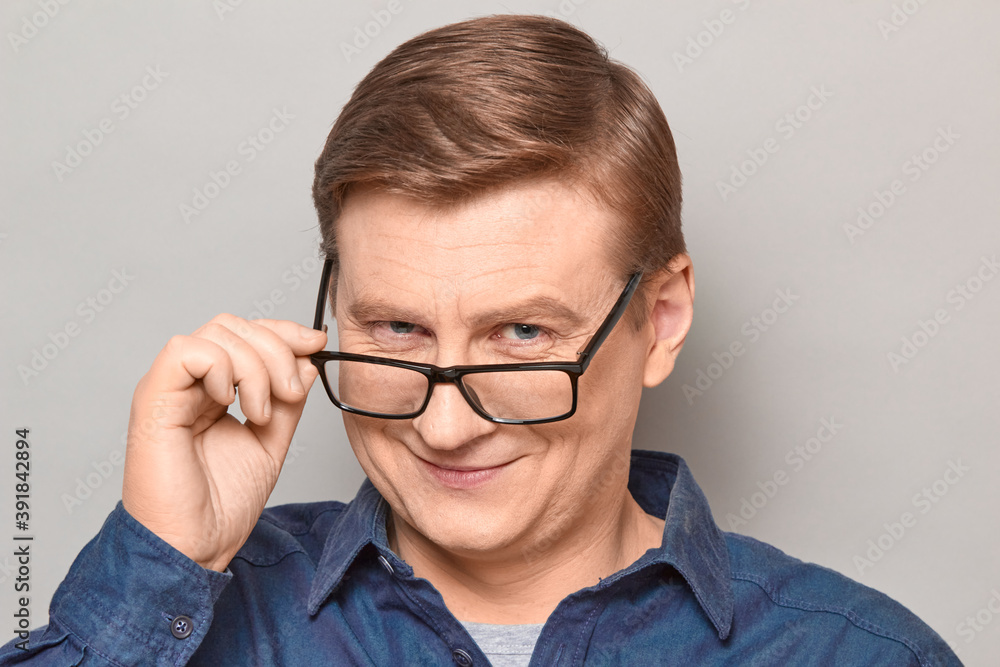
xmin=342 ymin=415 xmax=401 ymax=485
xmin=576 ymin=342 xmax=645 ymax=433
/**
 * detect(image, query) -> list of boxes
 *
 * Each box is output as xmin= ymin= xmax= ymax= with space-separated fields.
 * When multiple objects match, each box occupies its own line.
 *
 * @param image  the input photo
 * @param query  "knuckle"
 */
xmin=249 ymin=357 xmax=270 ymax=379
xmin=200 ymin=322 xmax=230 ymax=339
xmin=200 ymin=313 xmax=234 ymax=333
xmin=211 ymin=313 xmax=255 ymax=338
xmin=164 ymin=334 xmax=189 ymax=355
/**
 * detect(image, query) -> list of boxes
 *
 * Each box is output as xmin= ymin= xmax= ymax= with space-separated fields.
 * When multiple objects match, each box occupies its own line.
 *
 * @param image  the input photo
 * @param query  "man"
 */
xmin=3 ymin=14 xmax=959 ymax=666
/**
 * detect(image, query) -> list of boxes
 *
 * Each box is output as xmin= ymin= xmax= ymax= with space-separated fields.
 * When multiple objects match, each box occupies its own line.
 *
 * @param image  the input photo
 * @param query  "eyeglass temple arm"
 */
xmin=313 ymin=258 xmax=336 ymax=331
xmin=575 ymin=271 xmax=644 ymax=370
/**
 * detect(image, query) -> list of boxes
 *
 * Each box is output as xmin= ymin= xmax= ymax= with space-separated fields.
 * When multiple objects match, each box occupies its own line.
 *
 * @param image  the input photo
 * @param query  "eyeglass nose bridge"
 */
xmin=430 ymin=367 xmax=463 ymax=382
xmin=423 ymin=367 xmax=487 ymax=415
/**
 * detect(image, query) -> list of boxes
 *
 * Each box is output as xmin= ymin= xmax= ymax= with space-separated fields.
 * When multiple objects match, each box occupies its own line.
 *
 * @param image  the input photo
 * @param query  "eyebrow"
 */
xmin=344 ymin=294 xmax=589 ymax=331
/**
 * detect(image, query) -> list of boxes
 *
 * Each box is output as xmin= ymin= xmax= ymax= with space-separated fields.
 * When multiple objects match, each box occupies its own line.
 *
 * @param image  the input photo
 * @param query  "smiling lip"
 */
xmin=418 ymin=458 xmax=512 ymax=490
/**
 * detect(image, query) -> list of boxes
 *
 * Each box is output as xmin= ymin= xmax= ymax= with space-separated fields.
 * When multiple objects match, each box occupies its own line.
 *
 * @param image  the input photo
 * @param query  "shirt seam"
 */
xmin=30 ymin=623 xmax=105 ymax=667
xmin=79 ymin=642 xmax=128 ymax=667
xmin=569 ymin=602 xmax=606 ymax=664
xmin=119 ymin=502 xmax=222 ymax=579
xmin=257 ymin=504 xmax=345 ymax=536
xmin=55 ymin=508 xmax=220 ymax=663
xmin=242 ymin=506 xmax=344 ymax=568
xmin=326 ymin=599 xmax=379 ymax=666
xmin=390 ymin=575 xmax=454 ymax=640
xmin=230 ymin=547 xmax=310 ymax=568
xmin=61 ymin=583 xmax=207 ymax=665
xmin=390 ymin=571 xmax=488 ymax=660
xmin=730 ymin=570 xmax=930 ymax=666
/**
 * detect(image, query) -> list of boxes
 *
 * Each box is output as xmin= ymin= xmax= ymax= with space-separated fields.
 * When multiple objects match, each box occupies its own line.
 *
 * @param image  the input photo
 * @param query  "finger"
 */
xmin=247 ymin=356 xmax=319 ymax=461
xmin=145 ymin=335 xmax=236 ymax=408
xmin=192 ymin=322 xmax=274 ymax=424
xmin=199 ymin=316 xmax=325 ymax=404
xmin=300 ymin=356 xmax=321 ymax=394
xmin=245 ymin=318 xmax=328 ymax=355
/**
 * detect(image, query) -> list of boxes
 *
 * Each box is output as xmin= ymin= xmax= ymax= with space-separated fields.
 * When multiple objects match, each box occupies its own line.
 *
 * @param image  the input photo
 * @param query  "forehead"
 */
xmin=335 ymin=180 xmax=619 ymax=302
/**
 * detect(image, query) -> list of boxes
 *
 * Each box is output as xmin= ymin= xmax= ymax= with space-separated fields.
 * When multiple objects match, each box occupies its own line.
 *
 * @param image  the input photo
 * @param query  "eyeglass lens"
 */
xmin=323 ymin=359 xmax=573 ymax=421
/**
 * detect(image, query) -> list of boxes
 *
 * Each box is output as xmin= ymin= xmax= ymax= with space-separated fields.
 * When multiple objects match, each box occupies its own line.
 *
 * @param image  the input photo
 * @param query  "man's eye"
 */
xmin=388 ymin=321 xmax=417 ymax=334
xmin=500 ymin=323 xmax=541 ymax=341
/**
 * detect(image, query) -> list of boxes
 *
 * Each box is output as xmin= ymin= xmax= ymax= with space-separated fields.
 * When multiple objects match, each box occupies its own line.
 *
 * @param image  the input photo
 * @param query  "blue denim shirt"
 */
xmin=2 ymin=450 xmax=960 ymax=666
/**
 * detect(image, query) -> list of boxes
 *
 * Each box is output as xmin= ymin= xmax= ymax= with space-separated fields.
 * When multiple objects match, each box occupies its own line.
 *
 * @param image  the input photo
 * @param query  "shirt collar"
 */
xmin=307 ymin=478 xmax=387 ymax=615
xmin=624 ymin=450 xmax=734 ymax=639
xmin=307 ymin=450 xmax=733 ymax=639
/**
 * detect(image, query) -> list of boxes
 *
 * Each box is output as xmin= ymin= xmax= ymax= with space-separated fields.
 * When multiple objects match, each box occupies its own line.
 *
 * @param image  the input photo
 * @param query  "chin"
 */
xmin=401 ymin=486 xmax=530 ymax=554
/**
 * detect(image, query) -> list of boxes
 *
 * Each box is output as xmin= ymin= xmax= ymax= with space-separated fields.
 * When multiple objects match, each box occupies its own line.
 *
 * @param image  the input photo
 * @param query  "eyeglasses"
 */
xmin=308 ymin=258 xmax=643 ymax=425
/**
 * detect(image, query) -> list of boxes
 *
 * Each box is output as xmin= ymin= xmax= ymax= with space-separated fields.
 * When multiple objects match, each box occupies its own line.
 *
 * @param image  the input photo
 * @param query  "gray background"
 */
xmin=2 ymin=0 xmax=997 ymax=663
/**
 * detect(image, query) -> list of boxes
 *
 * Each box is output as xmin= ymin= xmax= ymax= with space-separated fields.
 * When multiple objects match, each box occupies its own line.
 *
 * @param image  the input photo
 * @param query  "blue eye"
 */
xmin=502 ymin=324 xmax=540 ymax=340
xmin=388 ymin=321 xmax=416 ymax=334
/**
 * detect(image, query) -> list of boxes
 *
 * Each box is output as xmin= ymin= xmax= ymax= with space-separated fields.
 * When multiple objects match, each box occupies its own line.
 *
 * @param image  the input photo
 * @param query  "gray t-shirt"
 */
xmin=459 ymin=620 xmax=545 ymax=667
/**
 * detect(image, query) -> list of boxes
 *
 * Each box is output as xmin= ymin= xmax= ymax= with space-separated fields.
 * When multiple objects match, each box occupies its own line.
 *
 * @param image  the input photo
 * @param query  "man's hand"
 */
xmin=122 ymin=315 xmax=328 ymax=572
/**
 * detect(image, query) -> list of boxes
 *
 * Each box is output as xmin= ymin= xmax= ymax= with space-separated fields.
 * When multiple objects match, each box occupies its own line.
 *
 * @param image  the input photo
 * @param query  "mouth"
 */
xmin=417 ymin=457 xmax=514 ymax=490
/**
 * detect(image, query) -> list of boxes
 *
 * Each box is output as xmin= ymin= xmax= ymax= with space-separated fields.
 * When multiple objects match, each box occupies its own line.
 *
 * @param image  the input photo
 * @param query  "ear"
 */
xmin=641 ymin=253 xmax=695 ymax=388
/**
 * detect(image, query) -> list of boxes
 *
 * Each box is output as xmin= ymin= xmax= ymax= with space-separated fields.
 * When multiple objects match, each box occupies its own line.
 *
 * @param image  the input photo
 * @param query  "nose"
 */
xmin=411 ymin=381 xmax=497 ymax=451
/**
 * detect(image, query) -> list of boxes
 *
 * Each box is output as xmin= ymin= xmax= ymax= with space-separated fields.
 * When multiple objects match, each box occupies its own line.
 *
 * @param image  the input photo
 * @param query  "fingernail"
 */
xmin=290 ymin=375 xmax=305 ymax=395
xmin=263 ymin=398 xmax=272 ymax=420
xmin=301 ymin=327 xmax=324 ymax=339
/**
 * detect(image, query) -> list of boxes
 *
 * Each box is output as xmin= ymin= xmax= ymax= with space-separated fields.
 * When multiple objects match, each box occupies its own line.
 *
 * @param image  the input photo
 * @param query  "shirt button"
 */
xmin=452 ymin=648 xmax=473 ymax=666
xmin=170 ymin=615 xmax=194 ymax=639
xmin=377 ymin=554 xmax=394 ymax=574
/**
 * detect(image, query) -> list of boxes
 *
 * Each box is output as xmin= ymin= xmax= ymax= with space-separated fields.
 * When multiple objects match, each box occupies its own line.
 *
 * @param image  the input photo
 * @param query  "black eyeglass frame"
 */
xmin=308 ymin=258 xmax=643 ymax=425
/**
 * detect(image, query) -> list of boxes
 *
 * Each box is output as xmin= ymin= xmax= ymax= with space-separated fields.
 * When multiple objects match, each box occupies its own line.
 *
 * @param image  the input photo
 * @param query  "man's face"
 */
xmin=333 ymin=180 xmax=652 ymax=557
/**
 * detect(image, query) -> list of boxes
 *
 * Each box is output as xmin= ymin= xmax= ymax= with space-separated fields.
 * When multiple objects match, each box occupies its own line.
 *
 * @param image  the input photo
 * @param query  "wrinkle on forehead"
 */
xmin=339 ymin=258 xmax=581 ymax=330
xmin=335 ymin=180 xmax=620 ymax=327
xmin=343 ymin=243 xmax=553 ymax=298
xmin=367 ymin=219 xmax=563 ymax=264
